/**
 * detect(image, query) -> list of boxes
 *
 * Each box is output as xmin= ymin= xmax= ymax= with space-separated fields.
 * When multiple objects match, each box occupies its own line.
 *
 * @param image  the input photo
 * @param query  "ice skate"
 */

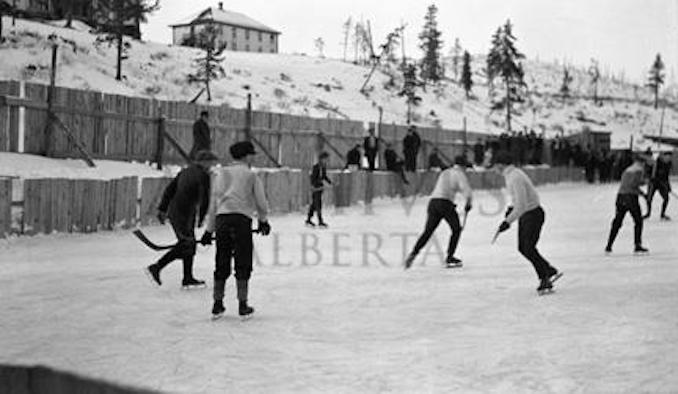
xmin=211 ymin=300 xmax=225 ymax=320
xmin=548 ymin=271 xmax=563 ymax=285
xmin=239 ymin=301 xmax=255 ymax=321
xmin=317 ymin=222 xmax=329 ymax=229
xmin=145 ymin=264 xmax=161 ymax=286
xmin=403 ymin=253 xmax=416 ymax=270
xmin=181 ymin=277 xmax=206 ymax=290
xmin=660 ymin=215 xmax=671 ymax=221
xmin=305 ymin=219 xmax=316 ymax=228
xmin=445 ymin=256 xmax=463 ymax=269
xmin=634 ymin=245 xmax=649 ymax=255
xmin=537 ymin=278 xmax=554 ymax=296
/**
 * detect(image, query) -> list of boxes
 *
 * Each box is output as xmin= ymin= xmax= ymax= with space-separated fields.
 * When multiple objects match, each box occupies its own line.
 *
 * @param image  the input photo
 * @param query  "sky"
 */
xmin=142 ymin=0 xmax=678 ymax=84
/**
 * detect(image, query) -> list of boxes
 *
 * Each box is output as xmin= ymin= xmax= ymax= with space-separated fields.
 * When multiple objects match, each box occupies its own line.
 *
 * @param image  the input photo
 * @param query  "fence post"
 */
xmin=245 ymin=93 xmax=252 ymax=141
xmin=44 ymin=43 xmax=58 ymax=157
xmin=155 ymin=115 xmax=165 ymax=170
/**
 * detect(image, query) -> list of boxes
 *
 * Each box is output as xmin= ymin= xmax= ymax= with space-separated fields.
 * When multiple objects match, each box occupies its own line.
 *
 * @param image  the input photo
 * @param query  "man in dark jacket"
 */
xmin=403 ymin=125 xmax=421 ymax=172
xmin=384 ymin=143 xmax=409 ymax=184
xmin=345 ymin=144 xmax=362 ymax=170
xmin=189 ymin=111 xmax=211 ymax=160
xmin=146 ymin=150 xmax=218 ymax=288
xmin=428 ymin=147 xmax=447 ymax=170
xmin=363 ymin=127 xmax=379 ymax=171
xmin=645 ymin=152 xmax=673 ymax=220
xmin=306 ymin=152 xmax=333 ymax=227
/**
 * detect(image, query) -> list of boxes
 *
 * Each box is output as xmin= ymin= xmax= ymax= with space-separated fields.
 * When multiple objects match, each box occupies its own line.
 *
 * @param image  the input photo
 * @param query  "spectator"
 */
xmin=428 ymin=147 xmax=447 ymax=170
xmin=473 ymin=139 xmax=484 ymax=166
xmin=384 ymin=143 xmax=409 ymax=184
xmin=403 ymin=125 xmax=422 ymax=172
xmin=189 ymin=110 xmax=211 ymax=160
xmin=363 ymin=127 xmax=379 ymax=171
xmin=345 ymin=144 xmax=362 ymax=170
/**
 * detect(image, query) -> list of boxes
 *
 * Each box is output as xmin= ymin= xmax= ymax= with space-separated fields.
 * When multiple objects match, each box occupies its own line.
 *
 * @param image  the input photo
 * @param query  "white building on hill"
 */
xmin=170 ymin=2 xmax=280 ymax=53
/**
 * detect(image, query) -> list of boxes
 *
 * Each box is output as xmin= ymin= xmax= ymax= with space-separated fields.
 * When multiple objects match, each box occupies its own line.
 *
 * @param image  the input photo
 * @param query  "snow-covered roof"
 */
xmin=170 ymin=6 xmax=280 ymax=34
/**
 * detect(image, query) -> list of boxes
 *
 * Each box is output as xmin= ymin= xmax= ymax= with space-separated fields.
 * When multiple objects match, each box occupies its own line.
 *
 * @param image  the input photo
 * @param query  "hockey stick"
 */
xmin=491 ymin=229 xmax=500 ymax=245
xmin=671 ymin=190 xmax=678 ymax=199
xmin=133 ymin=228 xmax=261 ymax=251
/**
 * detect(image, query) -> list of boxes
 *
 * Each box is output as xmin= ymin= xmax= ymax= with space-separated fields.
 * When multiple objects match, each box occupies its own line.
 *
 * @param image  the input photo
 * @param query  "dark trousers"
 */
xmin=646 ymin=181 xmax=670 ymax=217
xmin=307 ymin=190 xmax=324 ymax=223
xmin=366 ymin=152 xmax=377 ymax=171
xmin=607 ymin=194 xmax=643 ymax=247
xmin=214 ymin=214 xmax=253 ymax=281
xmin=404 ymin=151 xmax=417 ymax=172
xmin=411 ymin=199 xmax=462 ymax=259
xmin=518 ymin=207 xmax=557 ymax=280
xmin=156 ymin=216 xmax=197 ymax=280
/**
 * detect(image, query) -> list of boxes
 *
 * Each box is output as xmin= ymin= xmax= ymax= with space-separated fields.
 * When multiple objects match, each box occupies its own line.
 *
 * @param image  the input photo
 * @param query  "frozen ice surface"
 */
xmin=1 ymin=182 xmax=677 ymax=393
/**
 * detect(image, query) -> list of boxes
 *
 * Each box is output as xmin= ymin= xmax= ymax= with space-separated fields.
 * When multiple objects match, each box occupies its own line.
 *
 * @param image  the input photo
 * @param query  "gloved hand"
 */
xmin=157 ymin=210 xmax=167 ymax=225
xmin=464 ymin=201 xmax=472 ymax=213
xmin=498 ymin=221 xmax=510 ymax=233
xmin=258 ymin=220 xmax=271 ymax=236
xmin=504 ymin=206 xmax=514 ymax=219
xmin=199 ymin=231 xmax=213 ymax=246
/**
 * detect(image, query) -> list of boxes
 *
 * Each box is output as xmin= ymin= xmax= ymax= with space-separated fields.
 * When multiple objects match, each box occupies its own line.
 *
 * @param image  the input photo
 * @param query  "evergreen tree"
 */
xmin=314 ymin=37 xmax=325 ymax=58
xmin=398 ymin=62 xmax=424 ymax=123
xmin=187 ymin=25 xmax=226 ymax=102
xmin=486 ymin=19 xmax=526 ymax=132
xmin=418 ymin=4 xmax=443 ymax=83
xmin=647 ymin=53 xmax=665 ymax=109
xmin=460 ymin=51 xmax=473 ymax=99
xmin=93 ymin=0 xmax=160 ymax=81
xmin=451 ymin=37 xmax=462 ymax=82
xmin=588 ymin=58 xmax=601 ymax=105
xmin=560 ymin=66 xmax=573 ymax=99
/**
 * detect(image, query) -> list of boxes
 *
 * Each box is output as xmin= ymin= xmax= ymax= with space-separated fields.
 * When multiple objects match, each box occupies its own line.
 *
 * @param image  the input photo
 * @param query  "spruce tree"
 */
xmin=399 ymin=62 xmax=424 ymax=123
xmin=187 ymin=25 xmax=226 ymax=102
xmin=460 ymin=51 xmax=473 ymax=98
xmin=418 ymin=4 xmax=443 ymax=83
xmin=451 ymin=37 xmax=462 ymax=82
xmin=588 ymin=59 xmax=601 ymax=105
xmin=486 ymin=19 xmax=526 ymax=132
xmin=93 ymin=0 xmax=160 ymax=81
xmin=560 ymin=66 xmax=573 ymax=99
xmin=647 ymin=53 xmax=665 ymax=109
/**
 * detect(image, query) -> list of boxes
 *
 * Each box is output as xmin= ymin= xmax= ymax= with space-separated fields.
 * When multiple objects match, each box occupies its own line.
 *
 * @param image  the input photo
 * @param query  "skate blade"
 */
xmin=633 ymin=251 xmax=650 ymax=256
xmin=550 ymin=272 xmax=563 ymax=284
xmin=537 ymin=289 xmax=555 ymax=296
xmin=445 ymin=263 xmax=463 ymax=269
xmin=211 ymin=313 xmax=224 ymax=321
xmin=181 ymin=284 xmax=207 ymax=290
xmin=240 ymin=314 xmax=254 ymax=321
xmin=143 ymin=268 xmax=160 ymax=287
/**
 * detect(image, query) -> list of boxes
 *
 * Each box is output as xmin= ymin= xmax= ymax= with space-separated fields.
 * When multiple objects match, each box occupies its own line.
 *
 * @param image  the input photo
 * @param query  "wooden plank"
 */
xmin=0 ymin=178 xmax=11 ymax=237
xmin=140 ymin=177 xmax=172 ymax=226
xmin=23 ymin=179 xmax=39 ymax=235
xmin=124 ymin=177 xmax=138 ymax=229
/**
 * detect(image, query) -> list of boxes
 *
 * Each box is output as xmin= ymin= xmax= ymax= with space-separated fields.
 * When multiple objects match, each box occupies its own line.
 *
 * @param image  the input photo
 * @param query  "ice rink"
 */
xmin=1 ymin=182 xmax=677 ymax=393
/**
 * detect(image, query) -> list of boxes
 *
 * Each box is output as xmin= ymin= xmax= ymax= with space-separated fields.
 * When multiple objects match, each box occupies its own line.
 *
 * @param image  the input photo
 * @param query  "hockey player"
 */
xmin=145 ymin=150 xmax=218 ymax=288
xmin=606 ymin=154 xmax=649 ymax=253
xmin=306 ymin=151 xmax=333 ymax=228
xmin=644 ymin=151 xmax=673 ymax=220
xmin=493 ymin=151 xmax=561 ymax=294
xmin=404 ymin=155 xmax=473 ymax=269
xmin=201 ymin=141 xmax=271 ymax=319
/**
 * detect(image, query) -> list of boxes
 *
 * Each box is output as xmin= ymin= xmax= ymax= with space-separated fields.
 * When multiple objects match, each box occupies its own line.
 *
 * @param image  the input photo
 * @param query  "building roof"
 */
xmin=170 ymin=6 xmax=280 ymax=34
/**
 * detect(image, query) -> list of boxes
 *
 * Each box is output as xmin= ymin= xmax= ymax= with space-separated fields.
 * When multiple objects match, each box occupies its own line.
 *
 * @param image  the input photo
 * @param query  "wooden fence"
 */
xmin=0 ymin=80 xmax=492 ymax=169
xmin=0 ymin=166 xmax=585 ymax=238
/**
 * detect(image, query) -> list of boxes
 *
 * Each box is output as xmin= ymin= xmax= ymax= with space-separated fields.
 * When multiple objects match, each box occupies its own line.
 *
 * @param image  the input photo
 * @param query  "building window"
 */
xmin=270 ymin=33 xmax=275 ymax=42
xmin=258 ymin=32 xmax=262 ymax=42
xmin=245 ymin=30 xmax=250 ymax=40
xmin=232 ymin=27 xmax=236 ymax=38
xmin=245 ymin=44 xmax=250 ymax=51
xmin=258 ymin=47 xmax=262 ymax=52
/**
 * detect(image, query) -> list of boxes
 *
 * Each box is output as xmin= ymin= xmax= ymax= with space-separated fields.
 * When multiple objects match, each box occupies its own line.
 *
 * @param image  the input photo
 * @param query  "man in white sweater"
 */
xmin=201 ymin=141 xmax=271 ymax=319
xmin=404 ymin=155 xmax=473 ymax=269
xmin=494 ymin=151 xmax=561 ymax=294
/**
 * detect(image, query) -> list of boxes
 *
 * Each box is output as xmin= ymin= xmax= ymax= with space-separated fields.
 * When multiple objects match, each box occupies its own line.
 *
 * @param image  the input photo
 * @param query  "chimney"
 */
xmin=218 ymin=2 xmax=223 ymax=10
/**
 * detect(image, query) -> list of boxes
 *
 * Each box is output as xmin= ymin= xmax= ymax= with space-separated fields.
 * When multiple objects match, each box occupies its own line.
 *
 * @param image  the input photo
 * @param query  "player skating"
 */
xmin=306 ymin=151 xmax=333 ymax=228
xmin=644 ymin=151 xmax=673 ymax=221
xmin=201 ymin=141 xmax=271 ymax=320
xmin=606 ymin=154 xmax=649 ymax=254
xmin=145 ymin=150 xmax=218 ymax=289
xmin=404 ymin=155 xmax=473 ymax=269
xmin=492 ymin=152 xmax=562 ymax=295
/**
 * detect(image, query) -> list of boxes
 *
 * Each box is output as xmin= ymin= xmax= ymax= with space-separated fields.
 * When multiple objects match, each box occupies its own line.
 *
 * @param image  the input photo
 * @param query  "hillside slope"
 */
xmin=1 ymin=17 xmax=676 ymax=149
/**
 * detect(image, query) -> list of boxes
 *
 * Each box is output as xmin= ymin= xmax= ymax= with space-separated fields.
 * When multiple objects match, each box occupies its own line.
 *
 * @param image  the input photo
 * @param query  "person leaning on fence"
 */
xmin=189 ymin=110 xmax=211 ymax=160
xmin=145 ymin=150 xmax=218 ymax=288
xmin=428 ymin=147 xmax=447 ymax=170
xmin=403 ymin=125 xmax=422 ymax=172
xmin=200 ymin=141 xmax=271 ymax=319
xmin=384 ymin=143 xmax=409 ymax=185
xmin=345 ymin=144 xmax=362 ymax=170
xmin=363 ymin=127 xmax=379 ymax=171
xmin=306 ymin=151 xmax=333 ymax=228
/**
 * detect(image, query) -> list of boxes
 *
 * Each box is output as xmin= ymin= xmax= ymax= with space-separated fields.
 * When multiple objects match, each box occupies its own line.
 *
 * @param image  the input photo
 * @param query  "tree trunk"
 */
xmin=116 ymin=30 xmax=123 ymax=81
xmin=654 ymin=86 xmax=658 ymax=109
xmin=206 ymin=79 xmax=211 ymax=101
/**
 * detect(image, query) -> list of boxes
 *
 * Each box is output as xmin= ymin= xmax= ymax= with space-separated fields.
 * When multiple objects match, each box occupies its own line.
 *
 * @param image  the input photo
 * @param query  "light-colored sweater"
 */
xmin=429 ymin=165 xmax=473 ymax=204
xmin=503 ymin=166 xmax=540 ymax=224
xmin=205 ymin=162 xmax=269 ymax=232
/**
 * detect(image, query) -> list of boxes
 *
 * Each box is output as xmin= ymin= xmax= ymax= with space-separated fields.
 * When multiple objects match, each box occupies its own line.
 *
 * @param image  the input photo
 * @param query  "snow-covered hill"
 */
xmin=1 ymin=16 xmax=677 ymax=149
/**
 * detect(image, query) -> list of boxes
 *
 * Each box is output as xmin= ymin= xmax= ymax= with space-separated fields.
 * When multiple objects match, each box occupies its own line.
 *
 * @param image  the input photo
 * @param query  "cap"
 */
xmin=229 ymin=141 xmax=256 ymax=159
xmin=193 ymin=150 xmax=219 ymax=162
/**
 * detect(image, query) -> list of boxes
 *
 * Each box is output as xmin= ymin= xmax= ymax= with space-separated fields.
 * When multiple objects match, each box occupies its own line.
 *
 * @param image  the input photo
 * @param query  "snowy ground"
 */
xmin=1 ymin=182 xmax=677 ymax=393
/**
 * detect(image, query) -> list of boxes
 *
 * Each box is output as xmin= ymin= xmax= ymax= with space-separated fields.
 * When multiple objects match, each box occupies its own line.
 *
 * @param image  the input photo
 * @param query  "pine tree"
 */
xmin=398 ymin=62 xmax=424 ymax=123
xmin=314 ymin=37 xmax=325 ymax=58
xmin=418 ymin=4 xmax=443 ymax=83
xmin=460 ymin=51 xmax=473 ymax=99
xmin=187 ymin=25 xmax=226 ymax=102
xmin=647 ymin=53 xmax=665 ymax=109
xmin=486 ymin=19 xmax=526 ymax=132
xmin=588 ymin=58 xmax=601 ymax=105
xmin=93 ymin=0 xmax=160 ymax=81
xmin=560 ymin=66 xmax=573 ymax=99
xmin=451 ymin=37 xmax=462 ymax=82
xmin=64 ymin=0 xmax=87 ymax=28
